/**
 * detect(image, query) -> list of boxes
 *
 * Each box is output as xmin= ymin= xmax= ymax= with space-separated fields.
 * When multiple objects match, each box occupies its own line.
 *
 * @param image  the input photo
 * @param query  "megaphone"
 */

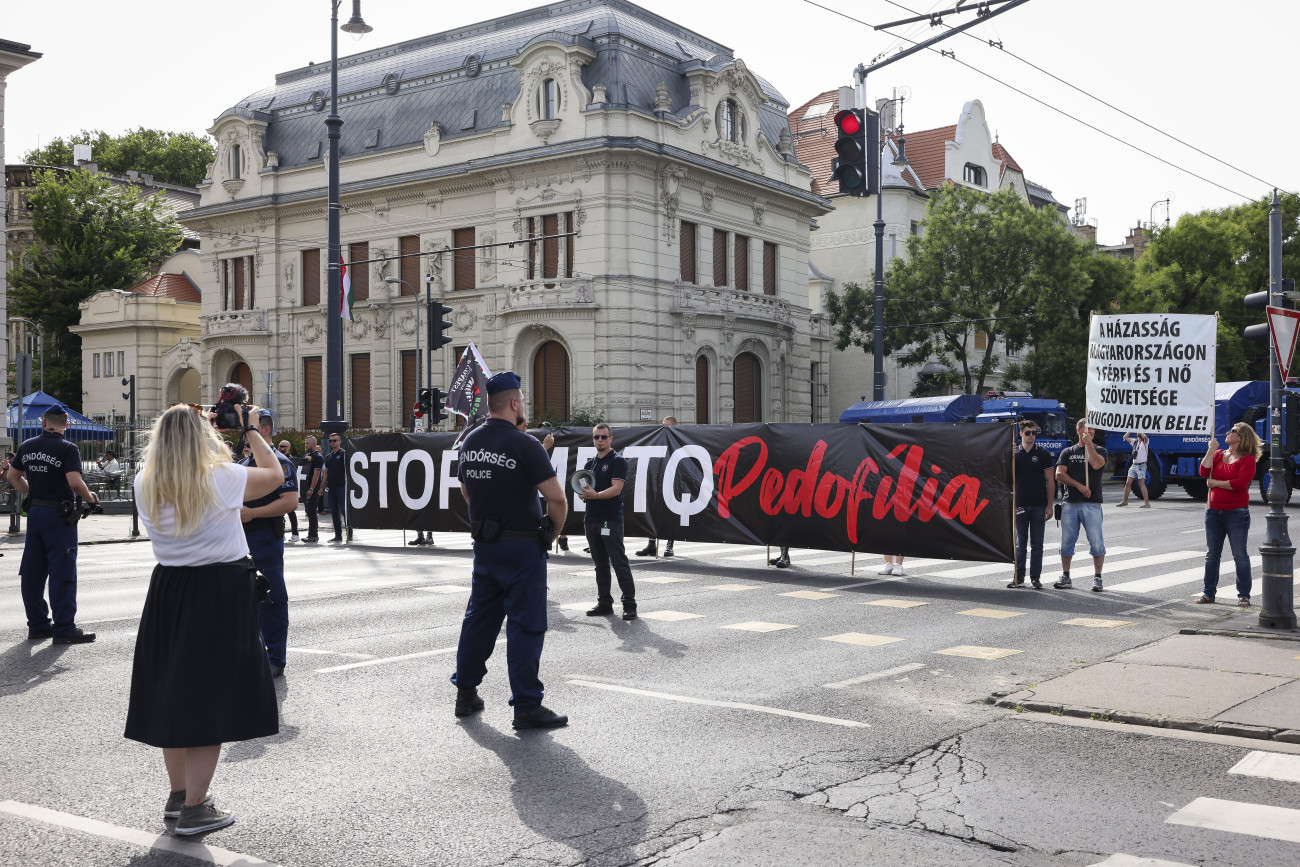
xmin=570 ymin=469 xmax=595 ymax=494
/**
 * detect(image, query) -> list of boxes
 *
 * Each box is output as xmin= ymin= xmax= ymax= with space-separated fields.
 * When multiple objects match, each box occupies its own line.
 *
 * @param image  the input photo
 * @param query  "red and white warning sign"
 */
xmin=1267 ymin=305 xmax=1300 ymax=380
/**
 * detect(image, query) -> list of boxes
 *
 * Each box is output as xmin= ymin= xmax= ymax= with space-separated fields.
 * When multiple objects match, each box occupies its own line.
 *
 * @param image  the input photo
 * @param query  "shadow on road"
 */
xmin=609 ymin=617 xmax=688 ymax=659
xmin=223 ymin=676 xmax=301 ymax=764
xmin=0 ymin=640 xmax=71 ymax=698
xmin=460 ymin=719 xmax=648 ymax=866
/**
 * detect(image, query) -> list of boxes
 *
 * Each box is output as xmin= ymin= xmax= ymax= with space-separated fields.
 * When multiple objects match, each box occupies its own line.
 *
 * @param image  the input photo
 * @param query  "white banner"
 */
xmin=1085 ymin=313 xmax=1217 ymax=435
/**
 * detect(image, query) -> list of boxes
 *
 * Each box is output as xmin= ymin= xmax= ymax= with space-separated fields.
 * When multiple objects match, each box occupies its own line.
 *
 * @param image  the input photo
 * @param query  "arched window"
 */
xmin=538 ymin=78 xmax=559 ymax=120
xmin=532 ymin=340 xmax=570 ymax=423
xmin=230 ymin=361 xmax=252 ymax=393
xmin=733 ymin=352 xmax=761 ymax=423
xmin=230 ymin=144 xmax=242 ymax=180
xmin=695 ymin=355 xmax=710 ymax=424
xmin=963 ymin=163 xmax=985 ymax=187
xmin=717 ymin=99 xmax=744 ymax=143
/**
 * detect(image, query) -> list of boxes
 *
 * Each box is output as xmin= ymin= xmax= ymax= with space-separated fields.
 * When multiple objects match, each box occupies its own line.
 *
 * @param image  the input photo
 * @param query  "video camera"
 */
xmin=58 ymin=499 xmax=103 ymax=527
xmin=213 ymin=383 xmax=250 ymax=430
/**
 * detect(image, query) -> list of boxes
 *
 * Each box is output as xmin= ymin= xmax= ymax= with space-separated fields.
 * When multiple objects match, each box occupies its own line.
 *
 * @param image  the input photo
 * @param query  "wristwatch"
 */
xmin=243 ymin=426 xmax=259 ymax=434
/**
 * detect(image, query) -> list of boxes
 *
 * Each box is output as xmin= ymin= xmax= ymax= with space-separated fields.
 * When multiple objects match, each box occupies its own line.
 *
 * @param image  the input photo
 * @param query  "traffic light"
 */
xmin=429 ymin=302 xmax=453 ymax=352
xmin=1244 ymin=277 xmax=1296 ymax=344
xmin=829 ymin=108 xmax=879 ymax=197
xmin=417 ymin=387 xmax=433 ymax=417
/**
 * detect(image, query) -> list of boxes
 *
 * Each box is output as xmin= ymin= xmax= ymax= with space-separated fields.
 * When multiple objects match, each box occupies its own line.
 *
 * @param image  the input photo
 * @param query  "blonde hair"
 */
xmin=137 ymin=405 xmax=233 ymax=535
xmin=1231 ymin=422 xmax=1263 ymax=460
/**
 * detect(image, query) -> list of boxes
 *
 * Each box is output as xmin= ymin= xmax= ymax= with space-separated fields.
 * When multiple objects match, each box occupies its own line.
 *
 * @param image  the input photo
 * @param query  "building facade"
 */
xmin=180 ymin=0 xmax=831 ymax=432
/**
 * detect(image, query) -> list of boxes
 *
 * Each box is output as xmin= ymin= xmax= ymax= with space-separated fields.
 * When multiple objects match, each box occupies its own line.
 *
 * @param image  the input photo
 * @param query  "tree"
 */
xmin=7 ymin=168 xmax=182 ymax=407
xmin=826 ymin=184 xmax=1090 ymax=398
xmin=24 ymin=128 xmax=215 ymax=189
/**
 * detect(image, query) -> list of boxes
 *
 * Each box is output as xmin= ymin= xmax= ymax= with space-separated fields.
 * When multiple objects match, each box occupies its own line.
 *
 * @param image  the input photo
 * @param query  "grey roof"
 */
xmin=1025 ymin=179 xmax=1062 ymax=207
xmin=220 ymin=0 xmax=796 ymax=170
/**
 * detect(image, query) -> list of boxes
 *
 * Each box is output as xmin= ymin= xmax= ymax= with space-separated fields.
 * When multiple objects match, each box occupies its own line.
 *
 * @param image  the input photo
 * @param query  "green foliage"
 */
xmin=7 ymin=169 xmax=182 ymax=408
xmin=24 ymin=128 xmax=215 ymax=188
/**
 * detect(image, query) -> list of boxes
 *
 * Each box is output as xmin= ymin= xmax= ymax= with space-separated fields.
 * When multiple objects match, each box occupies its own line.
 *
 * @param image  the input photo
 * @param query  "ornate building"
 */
xmin=180 ymin=0 xmax=831 ymax=430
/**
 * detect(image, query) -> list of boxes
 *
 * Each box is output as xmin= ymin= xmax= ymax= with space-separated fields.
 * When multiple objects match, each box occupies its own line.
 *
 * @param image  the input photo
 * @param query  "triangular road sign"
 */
xmin=1267 ymin=305 xmax=1300 ymax=380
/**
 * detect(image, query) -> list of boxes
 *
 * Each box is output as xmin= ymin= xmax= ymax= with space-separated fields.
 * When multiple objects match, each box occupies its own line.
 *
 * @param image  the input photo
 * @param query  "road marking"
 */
xmin=957 ymin=608 xmax=1025 ymax=619
xmin=1088 ymin=855 xmax=1195 ymax=867
xmin=778 ymin=590 xmax=841 ymax=600
xmin=824 ymin=662 xmax=928 ymax=689
xmin=0 ymin=800 xmax=278 ymax=865
xmin=566 ymin=679 xmax=868 ymax=728
xmin=934 ymin=645 xmax=1023 ymax=660
xmin=1012 ymin=711 xmax=1300 ymax=754
xmin=1166 ymin=796 xmax=1300 ymax=843
xmin=1061 ymin=618 xmax=1135 ymax=629
xmin=863 ymin=599 xmax=930 ymax=608
xmin=286 ymin=647 xmax=375 ymax=659
xmin=826 ymin=578 xmax=904 ymax=591
xmin=315 ymin=639 xmax=503 ymax=673
xmin=795 ymin=554 xmax=857 ymax=567
xmin=559 ymin=602 xmax=594 ymax=611
xmin=924 ymin=545 xmax=1146 ymax=579
xmin=722 ymin=621 xmax=797 ymax=633
xmin=821 ymin=632 xmax=905 ymax=647
xmin=1229 ymin=751 xmax=1300 ymax=783
xmin=638 ymin=576 xmax=693 ymax=584
xmin=1118 ymin=597 xmax=1195 ymax=615
xmin=413 ymin=585 xmax=471 ymax=594
xmin=637 ymin=610 xmax=704 ymax=622
xmin=1109 ymin=555 xmax=1262 ymax=593
xmin=708 ymin=583 xmax=761 ymax=592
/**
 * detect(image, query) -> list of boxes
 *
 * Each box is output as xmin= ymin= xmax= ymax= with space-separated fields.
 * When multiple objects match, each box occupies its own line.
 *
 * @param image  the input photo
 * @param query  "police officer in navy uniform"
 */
xmin=239 ymin=409 xmax=299 ymax=677
xmin=452 ymin=372 xmax=569 ymax=729
xmin=6 ymin=406 xmax=100 ymax=643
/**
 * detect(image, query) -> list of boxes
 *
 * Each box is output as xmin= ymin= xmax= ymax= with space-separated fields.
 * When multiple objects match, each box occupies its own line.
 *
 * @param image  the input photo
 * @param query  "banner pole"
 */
xmin=851 ymin=551 xmax=856 ymax=576
xmin=766 ymin=544 xmax=771 ymax=567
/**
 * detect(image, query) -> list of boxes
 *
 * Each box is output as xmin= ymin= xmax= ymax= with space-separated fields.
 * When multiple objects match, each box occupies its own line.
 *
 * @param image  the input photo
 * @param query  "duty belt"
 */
xmin=492 ymin=528 xmax=545 ymax=542
xmin=29 ymin=498 xmax=65 ymax=510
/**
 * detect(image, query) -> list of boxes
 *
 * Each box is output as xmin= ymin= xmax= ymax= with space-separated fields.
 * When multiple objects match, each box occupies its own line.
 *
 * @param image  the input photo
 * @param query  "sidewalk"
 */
xmin=991 ymin=607 xmax=1300 ymax=743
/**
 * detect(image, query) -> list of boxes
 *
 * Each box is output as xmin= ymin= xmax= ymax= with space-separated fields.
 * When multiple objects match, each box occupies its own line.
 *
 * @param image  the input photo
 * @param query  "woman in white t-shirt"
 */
xmin=123 ymin=403 xmax=285 ymax=837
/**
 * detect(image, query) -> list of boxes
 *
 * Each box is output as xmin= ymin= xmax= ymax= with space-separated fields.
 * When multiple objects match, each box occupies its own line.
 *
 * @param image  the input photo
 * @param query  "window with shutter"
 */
xmin=695 ymin=355 xmax=710 ymax=424
xmin=399 ymin=235 xmax=419 ymax=295
xmin=733 ymin=352 xmax=761 ymax=423
xmin=542 ymin=214 xmax=559 ymax=285
xmin=349 ymin=242 xmax=369 ymax=301
xmin=247 ymin=256 xmax=256 ymax=308
xmin=762 ymin=242 xmax=776 ymax=295
xmin=713 ymin=229 xmax=727 ymax=286
xmin=302 ymin=249 xmax=320 ymax=306
xmin=453 ymin=228 xmax=475 ymax=291
xmin=680 ymin=221 xmax=696 ymax=283
xmin=231 ymin=362 xmax=252 ymax=393
xmin=233 ymin=260 xmax=245 ymax=309
xmin=532 ymin=340 xmax=570 ymax=423
xmin=974 ymin=330 xmax=987 ymax=350
xmin=565 ymin=211 xmax=574 ymax=278
xmin=303 ymin=357 xmax=322 ymax=429
xmin=221 ymin=259 xmax=230 ymax=310
xmin=400 ymin=350 xmax=417 ymax=428
xmin=526 ymin=217 xmax=537 ymax=280
xmin=734 ymin=235 xmax=749 ymax=291
xmin=350 ymin=354 xmax=371 ymax=429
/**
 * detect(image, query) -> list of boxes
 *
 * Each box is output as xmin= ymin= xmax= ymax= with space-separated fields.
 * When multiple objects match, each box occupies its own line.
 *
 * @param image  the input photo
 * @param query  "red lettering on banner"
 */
xmin=711 ymin=437 xmax=989 ymax=541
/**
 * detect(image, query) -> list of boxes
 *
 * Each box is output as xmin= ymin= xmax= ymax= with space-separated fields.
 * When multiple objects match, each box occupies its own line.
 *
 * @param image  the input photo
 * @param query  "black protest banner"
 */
xmin=343 ymin=423 xmax=1013 ymax=563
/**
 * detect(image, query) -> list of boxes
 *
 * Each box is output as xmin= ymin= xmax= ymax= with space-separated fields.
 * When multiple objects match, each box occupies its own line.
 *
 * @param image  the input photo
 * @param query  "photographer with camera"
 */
xmin=124 ymin=401 xmax=284 ymax=836
xmin=240 ymin=409 xmax=300 ymax=677
xmin=6 ymin=405 xmax=100 ymax=644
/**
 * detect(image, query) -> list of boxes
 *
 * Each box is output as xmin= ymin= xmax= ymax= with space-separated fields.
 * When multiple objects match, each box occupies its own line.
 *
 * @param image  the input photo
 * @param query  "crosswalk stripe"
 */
xmin=1088 ymin=856 xmax=1195 ymax=867
xmin=566 ymin=679 xmax=868 ymax=728
xmin=1228 ymin=751 xmax=1300 ymax=784
xmin=925 ymin=546 xmax=1145 ymax=579
xmin=1166 ymin=796 xmax=1300 ymax=843
xmin=1110 ymin=555 xmax=1263 ymax=593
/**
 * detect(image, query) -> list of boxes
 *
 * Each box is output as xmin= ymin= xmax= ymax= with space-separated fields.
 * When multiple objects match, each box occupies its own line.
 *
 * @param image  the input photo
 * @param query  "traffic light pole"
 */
xmin=1260 ymin=189 xmax=1297 ymax=629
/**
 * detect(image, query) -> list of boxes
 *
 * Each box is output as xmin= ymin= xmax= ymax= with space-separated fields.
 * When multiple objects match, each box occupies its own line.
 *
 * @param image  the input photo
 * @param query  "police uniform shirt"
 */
xmin=240 ymin=450 xmax=299 ymax=533
xmin=325 ymin=448 xmax=347 ymax=490
xmin=457 ymin=418 xmax=556 ymax=531
xmin=583 ymin=450 xmax=628 ymax=524
xmin=1013 ymin=443 xmax=1052 ymax=508
xmin=14 ymin=431 xmax=81 ymax=502
xmin=1057 ymin=442 xmax=1108 ymax=504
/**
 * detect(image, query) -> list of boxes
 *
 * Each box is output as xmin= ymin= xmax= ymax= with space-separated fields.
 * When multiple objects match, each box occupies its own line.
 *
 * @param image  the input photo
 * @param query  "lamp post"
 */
xmin=321 ymin=0 xmax=371 ymax=445
xmin=8 ymin=316 xmax=43 ymax=393
xmin=1149 ymin=196 xmax=1171 ymax=232
xmin=871 ymin=107 xmax=909 ymax=401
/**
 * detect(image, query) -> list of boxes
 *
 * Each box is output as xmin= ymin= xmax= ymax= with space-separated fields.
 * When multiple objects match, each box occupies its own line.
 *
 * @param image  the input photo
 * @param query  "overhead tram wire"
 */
xmin=875 ymin=0 xmax=1283 ymax=191
xmin=799 ymin=0 xmax=1255 ymax=202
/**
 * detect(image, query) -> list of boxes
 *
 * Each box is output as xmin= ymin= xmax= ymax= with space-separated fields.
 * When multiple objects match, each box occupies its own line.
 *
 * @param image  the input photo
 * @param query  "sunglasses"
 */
xmin=1023 ymin=430 xmax=1038 ymax=436
xmin=592 ymin=434 xmax=610 ymax=440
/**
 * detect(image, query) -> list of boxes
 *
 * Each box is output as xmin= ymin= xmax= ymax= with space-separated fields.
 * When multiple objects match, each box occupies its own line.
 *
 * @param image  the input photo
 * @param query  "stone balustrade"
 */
xmin=201 ymin=310 xmax=269 ymax=338
xmin=672 ymin=280 xmax=793 ymax=325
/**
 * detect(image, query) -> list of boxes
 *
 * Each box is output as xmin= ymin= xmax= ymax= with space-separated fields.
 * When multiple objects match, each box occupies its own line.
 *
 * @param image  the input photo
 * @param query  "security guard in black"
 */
xmin=7 ymin=406 xmax=100 ymax=643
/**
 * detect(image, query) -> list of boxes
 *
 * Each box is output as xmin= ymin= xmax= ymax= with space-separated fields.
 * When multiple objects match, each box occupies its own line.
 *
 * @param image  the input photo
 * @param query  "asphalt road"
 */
xmin=1 ymin=486 xmax=1297 ymax=866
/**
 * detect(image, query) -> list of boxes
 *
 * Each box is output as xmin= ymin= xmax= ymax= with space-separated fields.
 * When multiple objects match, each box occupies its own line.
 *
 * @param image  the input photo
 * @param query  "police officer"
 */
xmin=239 ymin=410 xmax=299 ymax=677
xmin=452 ymin=372 xmax=569 ymax=729
xmin=6 ymin=406 xmax=100 ymax=643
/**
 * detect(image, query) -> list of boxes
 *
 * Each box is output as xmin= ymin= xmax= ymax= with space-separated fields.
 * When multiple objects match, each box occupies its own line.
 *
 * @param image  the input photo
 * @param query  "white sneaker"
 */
xmin=891 ymin=564 xmax=907 ymax=577
xmin=290 ymin=534 xmax=300 ymax=542
xmin=878 ymin=564 xmax=895 ymax=575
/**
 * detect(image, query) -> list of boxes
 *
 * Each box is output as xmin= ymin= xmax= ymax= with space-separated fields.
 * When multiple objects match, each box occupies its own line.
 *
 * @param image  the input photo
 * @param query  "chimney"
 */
xmin=126 ymin=170 xmax=139 ymax=181
xmin=141 ymin=172 xmax=154 ymax=186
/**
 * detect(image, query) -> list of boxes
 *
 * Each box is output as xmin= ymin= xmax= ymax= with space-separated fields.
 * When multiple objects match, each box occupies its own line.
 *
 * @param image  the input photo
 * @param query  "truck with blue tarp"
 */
xmin=839 ymin=391 xmax=1071 ymax=457
xmin=1103 ymin=380 xmax=1297 ymax=503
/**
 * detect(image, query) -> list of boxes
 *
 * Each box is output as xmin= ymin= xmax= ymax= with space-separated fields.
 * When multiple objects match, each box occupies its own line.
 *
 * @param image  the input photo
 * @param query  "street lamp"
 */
xmin=872 ymin=107 xmax=910 ymax=401
xmin=8 ymin=316 xmax=43 ymax=393
xmin=1149 ymin=196 xmax=1171 ymax=232
xmin=322 ymin=0 xmax=371 ymax=444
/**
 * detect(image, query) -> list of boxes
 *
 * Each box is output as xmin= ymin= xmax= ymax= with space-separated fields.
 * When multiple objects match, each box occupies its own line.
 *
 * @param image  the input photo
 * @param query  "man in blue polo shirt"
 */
xmin=6 ymin=406 xmax=100 ymax=644
xmin=580 ymin=423 xmax=637 ymax=621
xmin=452 ymin=371 xmax=569 ymax=729
xmin=240 ymin=410 xmax=299 ymax=677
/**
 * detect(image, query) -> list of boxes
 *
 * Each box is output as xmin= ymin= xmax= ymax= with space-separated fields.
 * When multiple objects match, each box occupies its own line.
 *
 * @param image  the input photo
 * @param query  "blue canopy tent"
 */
xmin=7 ymin=391 xmax=115 ymax=442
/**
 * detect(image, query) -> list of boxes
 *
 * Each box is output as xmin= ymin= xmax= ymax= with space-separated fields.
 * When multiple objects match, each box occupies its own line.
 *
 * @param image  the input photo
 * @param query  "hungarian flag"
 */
xmin=447 ymin=341 xmax=492 ymax=444
xmin=340 ymin=255 xmax=355 ymax=322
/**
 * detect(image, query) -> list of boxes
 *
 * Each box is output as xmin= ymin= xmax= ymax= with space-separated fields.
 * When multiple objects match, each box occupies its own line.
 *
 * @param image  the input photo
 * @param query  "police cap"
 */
xmin=42 ymin=405 xmax=68 ymax=421
xmin=486 ymin=371 xmax=522 ymax=395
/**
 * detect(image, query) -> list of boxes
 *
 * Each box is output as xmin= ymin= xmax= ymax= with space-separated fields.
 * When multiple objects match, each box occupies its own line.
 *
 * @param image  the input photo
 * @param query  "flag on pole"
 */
xmin=340 ymin=255 xmax=355 ymax=322
xmin=447 ymin=341 xmax=492 ymax=445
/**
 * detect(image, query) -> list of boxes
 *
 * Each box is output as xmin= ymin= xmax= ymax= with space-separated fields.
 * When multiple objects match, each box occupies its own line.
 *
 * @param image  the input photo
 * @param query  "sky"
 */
xmin=4 ymin=0 xmax=1294 ymax=246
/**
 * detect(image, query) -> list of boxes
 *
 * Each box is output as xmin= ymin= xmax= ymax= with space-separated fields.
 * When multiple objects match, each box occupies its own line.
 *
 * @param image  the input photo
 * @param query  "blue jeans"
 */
xmin=1015 ymin=506 xmax=1046 ymax=581
xmin=1059 ymin=502 xmax=1105 ymax=558
xmin=1203 ymin=507 xmax=1251 ymax=600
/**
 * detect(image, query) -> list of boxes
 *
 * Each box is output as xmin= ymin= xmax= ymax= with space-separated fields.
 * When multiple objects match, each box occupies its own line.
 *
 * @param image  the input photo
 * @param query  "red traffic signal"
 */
xmin=830 ymin=109 xmax=869 ymax=195
xmin=834 ymin=109 xmax=861 ymax=136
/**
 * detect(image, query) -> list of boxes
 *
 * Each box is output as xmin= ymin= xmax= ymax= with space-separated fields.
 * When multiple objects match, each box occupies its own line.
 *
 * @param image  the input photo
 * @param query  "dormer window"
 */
xmin=718 ymin=99 xmax=744 ymax=143
xmin=230 ymin=144 xmax=242 ymax=180
xmin=538 ymin=78 xmax=559 ymax=120
xmin=963 ymin=163 xmax=985 ymax=187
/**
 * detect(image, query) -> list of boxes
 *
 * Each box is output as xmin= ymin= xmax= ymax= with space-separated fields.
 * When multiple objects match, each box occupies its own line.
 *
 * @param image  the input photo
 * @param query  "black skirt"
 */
xmin=124 ymin=560 xmax=279 ymax=748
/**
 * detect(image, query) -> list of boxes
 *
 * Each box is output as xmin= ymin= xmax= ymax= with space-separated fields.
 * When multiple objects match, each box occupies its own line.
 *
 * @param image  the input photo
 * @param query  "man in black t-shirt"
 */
xmin=6 ymin=406 xmax=100 ymax=644
xmin=1008 ymin=419 xmax=1056 ymax=590
xmin=1054 ymin=418 xmax=1108 ymax=592
xmin=580 ymin=423 xmax=638 ymax=620
xmin=302 ymin=435 xmax=325 ymax=542
xmin=324 ymin=433 xmax=349 ymax=542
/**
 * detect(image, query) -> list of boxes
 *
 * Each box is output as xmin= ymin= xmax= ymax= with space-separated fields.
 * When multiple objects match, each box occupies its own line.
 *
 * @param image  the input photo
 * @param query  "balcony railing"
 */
xmin=493 ymin=277 xmax=597 ymax=313
xmin=201 ymin=310 xmax=269 ymax=338
xmin=672 ymin=281 xmax=793 ymax=324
